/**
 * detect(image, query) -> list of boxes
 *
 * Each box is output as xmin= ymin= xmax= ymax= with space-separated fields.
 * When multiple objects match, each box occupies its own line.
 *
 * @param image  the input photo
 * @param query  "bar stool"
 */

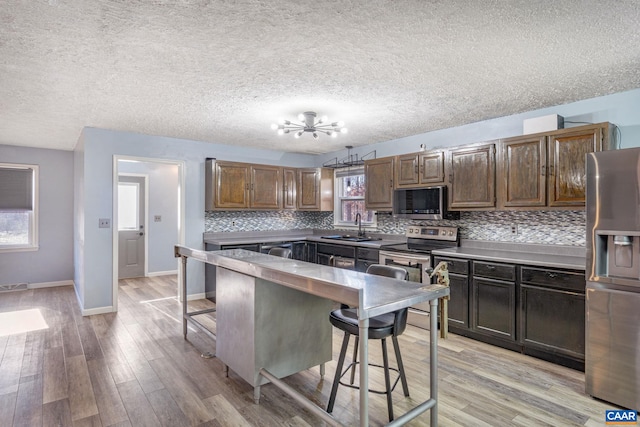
xmin=326 ymin=264 xmax=410 ymax=421
xmin=267 ymin=247 xmax=292 ymax=258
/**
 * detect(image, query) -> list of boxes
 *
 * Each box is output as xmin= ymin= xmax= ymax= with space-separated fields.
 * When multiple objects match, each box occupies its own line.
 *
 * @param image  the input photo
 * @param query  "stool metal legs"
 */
xmin=327 ymin=331 xmax=351 ymax=413
xmin=326 ymin=331 xmax=410 ymax=422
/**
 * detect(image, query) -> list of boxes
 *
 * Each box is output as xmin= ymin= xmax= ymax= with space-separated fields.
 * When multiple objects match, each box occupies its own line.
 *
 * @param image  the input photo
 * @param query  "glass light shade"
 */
xmin=298 ymin=113 xmax=305 ymax=121
xmin=340 ymin=127 xmax=348 ymax=134
xmin=270 ymin=123 xmax=278 ymax=130
xmin=277 ymin=129 xmax=284 ymax=135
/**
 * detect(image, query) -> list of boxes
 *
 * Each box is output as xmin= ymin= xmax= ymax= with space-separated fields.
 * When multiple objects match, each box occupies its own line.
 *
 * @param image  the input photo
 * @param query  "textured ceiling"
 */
xmin=1 ymin=1 xmax=639 ymax=154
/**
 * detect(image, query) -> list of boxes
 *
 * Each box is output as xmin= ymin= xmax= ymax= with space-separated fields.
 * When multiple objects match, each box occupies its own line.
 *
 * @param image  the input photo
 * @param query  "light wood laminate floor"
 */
xmin=0 ymin=275 xmax=617 ymax=426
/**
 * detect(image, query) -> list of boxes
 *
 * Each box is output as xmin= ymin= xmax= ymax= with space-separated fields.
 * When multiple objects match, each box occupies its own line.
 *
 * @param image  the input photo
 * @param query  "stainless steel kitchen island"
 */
xmin=174 ymin=245 xmax=450 ymax=427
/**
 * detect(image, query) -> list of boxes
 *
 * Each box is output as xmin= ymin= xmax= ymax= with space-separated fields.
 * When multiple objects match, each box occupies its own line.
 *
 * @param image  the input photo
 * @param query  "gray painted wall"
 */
xmin=118 ymin=160 xmax=180 ymax=274
xmin=0 ymin=145 xmax=74 ymax=286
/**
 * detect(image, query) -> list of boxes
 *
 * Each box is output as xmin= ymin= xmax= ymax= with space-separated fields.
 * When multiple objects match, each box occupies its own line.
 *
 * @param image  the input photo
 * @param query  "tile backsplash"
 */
xmin=205 ymin=209 xmax=586 ymax=247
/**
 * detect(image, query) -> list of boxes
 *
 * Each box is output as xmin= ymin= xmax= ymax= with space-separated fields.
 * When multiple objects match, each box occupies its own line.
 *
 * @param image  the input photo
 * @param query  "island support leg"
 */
xmin=181 ymin=256 xmax=188 ymax=338
xmin=358 ymin=316 xmax=370 ymax=427
xmin=430 ymin=297 xmax=439 ymax=426
xmin=254 ymin=386 xmax=261 ymax=404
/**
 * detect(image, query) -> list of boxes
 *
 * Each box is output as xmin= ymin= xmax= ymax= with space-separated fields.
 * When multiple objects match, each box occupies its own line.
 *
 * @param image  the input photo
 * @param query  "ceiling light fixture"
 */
xmin=271 ymin=111 xmax=347 ymax=139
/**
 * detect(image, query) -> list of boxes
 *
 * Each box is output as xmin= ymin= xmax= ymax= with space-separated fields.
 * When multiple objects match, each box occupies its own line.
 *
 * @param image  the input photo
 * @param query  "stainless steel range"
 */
xmin=379 ymin=225 xmax=459 ymax=329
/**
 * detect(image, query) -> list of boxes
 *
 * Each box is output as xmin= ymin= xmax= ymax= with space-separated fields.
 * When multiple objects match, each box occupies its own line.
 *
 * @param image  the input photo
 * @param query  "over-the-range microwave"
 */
xmin=392 ymin=185 xmax=448 ymax=220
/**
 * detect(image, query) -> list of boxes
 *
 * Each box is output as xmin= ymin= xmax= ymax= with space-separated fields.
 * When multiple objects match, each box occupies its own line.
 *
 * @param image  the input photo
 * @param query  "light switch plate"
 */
xmin=99 ymin=218 xmax=110 ymax=228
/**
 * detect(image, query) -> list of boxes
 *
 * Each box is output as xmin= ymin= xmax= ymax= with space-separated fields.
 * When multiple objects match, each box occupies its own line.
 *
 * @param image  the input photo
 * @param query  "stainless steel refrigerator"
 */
xmin=586 ymin=148 xmax=640 ymax=410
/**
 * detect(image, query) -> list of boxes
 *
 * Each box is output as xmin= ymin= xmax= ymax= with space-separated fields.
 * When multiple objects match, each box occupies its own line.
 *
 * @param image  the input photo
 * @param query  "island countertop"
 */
xmin=176 ymin=246 xmax=449 ymax=319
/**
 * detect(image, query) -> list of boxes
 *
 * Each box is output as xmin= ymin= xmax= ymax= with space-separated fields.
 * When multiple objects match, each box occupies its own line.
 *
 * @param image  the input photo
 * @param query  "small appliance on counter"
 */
xmin=379 ymin=225 xmax=459 ymax=329
xmin=586 ymin=148 xmax=640 ymax=410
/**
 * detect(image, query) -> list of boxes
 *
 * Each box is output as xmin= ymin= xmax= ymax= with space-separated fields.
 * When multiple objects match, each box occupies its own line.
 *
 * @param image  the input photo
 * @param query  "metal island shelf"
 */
xmin=174 ymin=245 xmax=449 ymax=426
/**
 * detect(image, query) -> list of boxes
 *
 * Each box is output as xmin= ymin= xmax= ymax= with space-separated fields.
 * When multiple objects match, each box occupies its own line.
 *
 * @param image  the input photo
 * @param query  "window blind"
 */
xmin=0 ymin=167 xmax=33 ymax=210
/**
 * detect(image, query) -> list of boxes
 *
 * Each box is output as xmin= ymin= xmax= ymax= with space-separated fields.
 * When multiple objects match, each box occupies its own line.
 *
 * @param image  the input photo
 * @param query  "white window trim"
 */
xmin=333 ymin=167 xmax=376 ymax=229
xmin=0 ymin=163 xmax=39 ymax=253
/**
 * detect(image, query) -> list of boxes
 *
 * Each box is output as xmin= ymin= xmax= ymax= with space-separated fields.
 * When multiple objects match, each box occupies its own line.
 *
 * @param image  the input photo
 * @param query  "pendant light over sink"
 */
xmin=271 ymin=111 xmax=347 ymax=139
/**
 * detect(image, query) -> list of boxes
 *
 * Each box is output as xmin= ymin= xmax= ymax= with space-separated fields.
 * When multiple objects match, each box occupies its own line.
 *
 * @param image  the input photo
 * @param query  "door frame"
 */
xmin=112 ymin=156 xmax=186 ymax=312
xmin=117 ymin=173 xmax=148 ymax=279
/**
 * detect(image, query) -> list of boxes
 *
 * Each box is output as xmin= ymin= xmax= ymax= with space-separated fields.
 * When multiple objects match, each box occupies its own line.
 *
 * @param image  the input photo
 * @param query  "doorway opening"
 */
xmin=112 ymin=156 xmax=185 ymax=312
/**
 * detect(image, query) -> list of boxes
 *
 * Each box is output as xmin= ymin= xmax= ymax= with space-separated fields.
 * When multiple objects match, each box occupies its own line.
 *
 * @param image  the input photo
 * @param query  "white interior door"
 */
xmin=118 ymin=176 xmax=146 ymax=279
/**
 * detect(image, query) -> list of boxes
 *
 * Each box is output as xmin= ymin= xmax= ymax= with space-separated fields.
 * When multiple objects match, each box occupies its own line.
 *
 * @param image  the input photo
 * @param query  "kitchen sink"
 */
xmin=320 ymin=235 xmax=380 ymax=242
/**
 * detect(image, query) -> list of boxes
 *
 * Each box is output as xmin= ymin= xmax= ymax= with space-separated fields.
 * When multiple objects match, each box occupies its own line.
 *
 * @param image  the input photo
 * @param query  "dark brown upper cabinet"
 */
xmin=296 ymin=168 xmax=333 ymax=211
xmin=208 ymin=161 xmax=282 ymax=210
xmin=447 ymin=143 xmax=496 ymax=210
xmin=364 ymin=157 xmax=394 ymax=210
xmin=283 ymin=167 xmax=297 ymax=210
xmin=498 ymin=122 xmax=612 ymax=209
xmin=395 ymin=150 xmax=445 ymax=188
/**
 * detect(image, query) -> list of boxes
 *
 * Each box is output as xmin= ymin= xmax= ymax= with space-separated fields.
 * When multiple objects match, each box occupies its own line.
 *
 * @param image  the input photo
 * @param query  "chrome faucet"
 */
xmin=355 ymin=213 xmax=364 ymax=237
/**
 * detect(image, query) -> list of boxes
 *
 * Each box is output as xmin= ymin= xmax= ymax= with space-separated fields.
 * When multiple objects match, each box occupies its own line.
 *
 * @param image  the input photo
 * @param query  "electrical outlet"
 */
xmin=232 ymin=221 xmax=236 ymax=227
xmin=511 ymin=224 xmax=518 ymax=234
xmin=154 ymin=215 xmax=162 ymax=222
xmin=99 ymin=218 xmax=111 ymax=228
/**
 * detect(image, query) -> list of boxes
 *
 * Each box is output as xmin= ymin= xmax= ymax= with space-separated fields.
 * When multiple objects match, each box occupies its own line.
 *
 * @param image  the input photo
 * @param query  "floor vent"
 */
xmin=0 ymin=283 xmax=28 ymax=292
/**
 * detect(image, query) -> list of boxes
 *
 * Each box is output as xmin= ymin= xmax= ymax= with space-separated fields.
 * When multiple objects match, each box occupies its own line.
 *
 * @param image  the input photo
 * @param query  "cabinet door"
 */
xmin=547 ymin=126 xmax=602 ymax=207
xmin=448 ymin=273 xmax=469 ymax=329
xmin=471 ymin=277 xmax=516 ymax=341
xmin=283 ymin=168 xmax=297 ymax=210
xmin=250 ymin=165 xmax=282 ymax=209
xmin=365 ymin=157 xmax=394 ymax=210
xmin=498 ymin=135 xmax=547 ymax=208
xmin=520 ymin=284 xmax=585 ymax=359
xmin=297 ymin=168 xmax=320 ymax=210
xmin=419 ymin=150 xmax=445 ymax=184
xmin=448 ymin=144 xmax=496 ymax=209
xmin=395 ymin=154 xmax=419 ymax=188
xmin=215 ymin=162 xmax=250 ymax=208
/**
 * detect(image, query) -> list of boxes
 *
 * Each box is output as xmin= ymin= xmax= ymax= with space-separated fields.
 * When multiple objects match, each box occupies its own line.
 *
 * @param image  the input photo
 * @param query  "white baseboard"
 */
xmin=82 ymin=305 xmax=116 ymax=316
xmin=147 ymin=270 xmax=178 ymax=277
xmin=187 ymin=293 xmax=206 ymax=301
xmin=27 ymin=280 xmax=74 ymax=289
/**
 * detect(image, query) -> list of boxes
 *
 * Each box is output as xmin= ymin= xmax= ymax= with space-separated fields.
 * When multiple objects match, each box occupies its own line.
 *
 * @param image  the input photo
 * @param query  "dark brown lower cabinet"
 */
xmin=448 ymin=273 xmax=469 ymax=328
xmin=519 ymin=267 xmax=585 ymax=370
xmin=471 ymin=277 xmax=516 ymax=341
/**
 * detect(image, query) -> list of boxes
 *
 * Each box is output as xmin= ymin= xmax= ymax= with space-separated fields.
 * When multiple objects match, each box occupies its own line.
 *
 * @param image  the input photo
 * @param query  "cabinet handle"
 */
xmin=390 ymin=179 xmax=393 ymax=188
xmin=245 ymin=183 xmax=249 ymax=190
xmin=486 ymin=265 xmax=496 ymax=270
xmin=549 ymin=165 xmax=554 ymax=176
xmin=449 ymin=173 xmax=453 ymax=183
xmin=541 ymin=165 xmax=546 ymax=176
xmin=415 ymin=165 xmax=418 ymax=174
xmin=547 ymin=272 xmax=558 ymax=279
xmin=251 ymin=183 xmax=254 ymax=191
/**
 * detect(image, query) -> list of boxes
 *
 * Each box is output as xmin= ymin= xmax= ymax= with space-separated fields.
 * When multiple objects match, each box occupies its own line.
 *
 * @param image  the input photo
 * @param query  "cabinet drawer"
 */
xmin=473 ymin=261 xmax=516 ymax=281
xmin=357 ymin=247 xmax=380 ymax=261
xmin=520 ymin=267 xmax=585 ymax=293
xmin=433 ymin=256 xmax=469 ymax=276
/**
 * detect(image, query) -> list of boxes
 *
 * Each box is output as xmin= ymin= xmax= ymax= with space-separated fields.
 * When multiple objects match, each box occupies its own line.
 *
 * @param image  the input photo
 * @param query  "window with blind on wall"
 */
xmin=0 ymin=164 xmax=38 ymax=251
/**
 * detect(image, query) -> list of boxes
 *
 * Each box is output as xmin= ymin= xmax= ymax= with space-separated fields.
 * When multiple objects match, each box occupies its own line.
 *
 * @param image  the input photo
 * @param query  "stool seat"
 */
xmin=329 ymin=309 xmax=396 ymax=339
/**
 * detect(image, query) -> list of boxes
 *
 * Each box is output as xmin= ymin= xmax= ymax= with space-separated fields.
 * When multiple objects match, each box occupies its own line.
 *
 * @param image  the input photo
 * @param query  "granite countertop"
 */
xmin=177 ymin=246 xmax=449 ymax=318
xmin=432 ymin=240 xmax=586 ymax=271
